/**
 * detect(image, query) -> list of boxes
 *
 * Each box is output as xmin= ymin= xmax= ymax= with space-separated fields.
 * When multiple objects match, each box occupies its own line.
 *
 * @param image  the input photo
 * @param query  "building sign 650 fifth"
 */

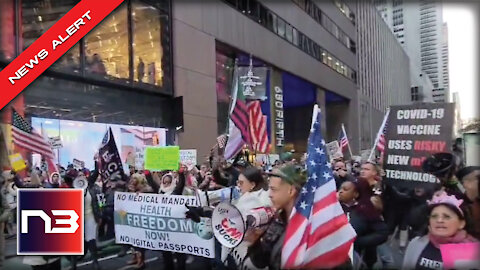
xmin=274 ymin=86 xmax=284 ymax=147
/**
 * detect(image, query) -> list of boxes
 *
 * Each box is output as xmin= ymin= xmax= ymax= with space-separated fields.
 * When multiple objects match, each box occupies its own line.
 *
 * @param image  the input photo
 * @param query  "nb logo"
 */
xmin=17 ymin=189 xmax=84 ymax=255
xmin=21 ymin=210 xmax=79 ymax=234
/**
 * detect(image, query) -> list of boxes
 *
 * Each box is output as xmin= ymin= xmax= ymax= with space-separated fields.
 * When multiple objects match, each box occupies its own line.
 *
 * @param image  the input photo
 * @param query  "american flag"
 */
xmin=230 ymin=65 xmax=250 ymax=146
xmin=248 ymin=101 xmax=269 ymax=153
xmin=376 ymin=121 xmax=388 ymax=153
xmin=11 ymin=109 xmax=58 ymax=180
xmin=375 ymin=110 xmax=390 ymax=155
xmin=11 ymin=109 xmax=55 ymax=160
xmin=282 ymin=108 xmax=356 ymax=269
xmin=338 ymin=128 xmax=349 ymax=151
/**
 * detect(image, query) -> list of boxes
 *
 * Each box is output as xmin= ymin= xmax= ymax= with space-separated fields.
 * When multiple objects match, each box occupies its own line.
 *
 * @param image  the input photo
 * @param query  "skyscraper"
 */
xmin=376 ymin=0 xmax=449 ymax=103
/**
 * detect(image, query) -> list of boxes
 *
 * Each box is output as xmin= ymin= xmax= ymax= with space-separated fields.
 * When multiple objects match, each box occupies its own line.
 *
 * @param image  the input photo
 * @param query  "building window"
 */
xmin=132 ymin=1 xmax=165 ymax=87
xmin=220 ymin=0 xmax=356 ymax=82
xmin=85 ymin=4 xmax=129 ymax=80
xmin=277 ymin=17 xmax=286 ymax=38
xmin=285 ymin=23 xmax=293 ymax=43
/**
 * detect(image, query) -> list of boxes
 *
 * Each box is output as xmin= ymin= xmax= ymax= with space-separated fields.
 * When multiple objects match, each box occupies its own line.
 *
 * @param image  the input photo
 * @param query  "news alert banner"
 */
xmin=0 ymin=0 xmax=124 ymax=110
xmin=383 ymin=103 xmax=455 ymax=190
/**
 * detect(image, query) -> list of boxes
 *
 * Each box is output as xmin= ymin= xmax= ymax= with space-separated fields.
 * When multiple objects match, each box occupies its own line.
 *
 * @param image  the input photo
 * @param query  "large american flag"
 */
xmin=248 ymin=101 xmax=269 ymax=153
xmin=282 ymin=108 xmax=356 ymax=269
xmin=11 ymin=109 xmax=58 ymax=181
xmin=11 ymin=109 xmax=55 ymax=160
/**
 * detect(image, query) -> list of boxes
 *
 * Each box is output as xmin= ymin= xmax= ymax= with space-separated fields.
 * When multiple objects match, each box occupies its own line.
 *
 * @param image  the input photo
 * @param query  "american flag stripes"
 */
xmin=11 ymin=109 xmax=55 ymax=160
xmin=338 ymin=128 xmax=349 ymax=151
xmin=281 ymin=106 xmax=356 ymax=269
xmin=248 ymin=101 xmax=269 ymax=153
xmin=375 ymin=110 xmax=390 ymax=155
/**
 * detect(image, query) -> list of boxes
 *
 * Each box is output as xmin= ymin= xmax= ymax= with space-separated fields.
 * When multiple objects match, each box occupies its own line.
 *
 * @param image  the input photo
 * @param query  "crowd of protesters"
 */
xmin=0 ymin=147 xmax=479 ymax=270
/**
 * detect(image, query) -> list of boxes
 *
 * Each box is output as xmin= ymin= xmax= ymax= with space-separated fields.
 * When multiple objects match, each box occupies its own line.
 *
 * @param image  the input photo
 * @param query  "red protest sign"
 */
xmin=0 ymin=0 xmax=124 ymax=110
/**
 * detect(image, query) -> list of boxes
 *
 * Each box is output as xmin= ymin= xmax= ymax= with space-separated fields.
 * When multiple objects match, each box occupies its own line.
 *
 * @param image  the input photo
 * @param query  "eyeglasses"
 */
xmin=334 ymin=168 xmax=347 ymax=172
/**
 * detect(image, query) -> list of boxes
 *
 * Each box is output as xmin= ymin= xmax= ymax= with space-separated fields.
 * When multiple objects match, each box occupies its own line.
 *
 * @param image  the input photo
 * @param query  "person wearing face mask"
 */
xmin=333 ymin=160 xmax=356 ymax=190
xmin=402 ymin=191 xmax=479 ymax=270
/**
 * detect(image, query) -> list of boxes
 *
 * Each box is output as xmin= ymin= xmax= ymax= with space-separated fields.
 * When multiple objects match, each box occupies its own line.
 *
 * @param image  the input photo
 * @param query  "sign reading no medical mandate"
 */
xmin=0 ymin=0 xmax=125 ymax=110
xmin=114 ymin=192 xmax=215 ymax=258
xmin=383 ymin=103 xmax=455 ymax=190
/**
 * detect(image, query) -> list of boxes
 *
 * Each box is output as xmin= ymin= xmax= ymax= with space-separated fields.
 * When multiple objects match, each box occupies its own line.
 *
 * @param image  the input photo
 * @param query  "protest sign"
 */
xmin=9 ymin=153 xmax=26 ymax=172
xmin=144 ymin=146 xmax=180 ymax=171
xmin=48 ymin=136 xmax=63 ymax=149
xmin=135 ymin=145 xmax=146 ymax=171
xmin=114 ymin=192 xmax=214 ymax=258
xmin=72 ymin=158 xmax=85 ymax=170
xmin=180 ymin=149 xmax=197 ymax=169
xmin=212 ymin=202 xmax=245 ymax=249
xmin=440 ymin=243 xmax=480 ymax=270
xmin=383 ymin=103 xmax=454 ymax=189
xmin=326 ymin=141 xmax=343 ymax=161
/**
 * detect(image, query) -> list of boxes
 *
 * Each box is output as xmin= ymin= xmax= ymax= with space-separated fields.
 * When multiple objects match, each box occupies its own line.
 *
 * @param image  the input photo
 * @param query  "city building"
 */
xmin=375 ymin=0 xmax=449 ymax=103
xmin=355 ymin=1 xmax=411 ymax=150
xmin=452 ymin=92 xmax=462 ymax=137
xmin=1 ymin=0 xmax=404 ymax=164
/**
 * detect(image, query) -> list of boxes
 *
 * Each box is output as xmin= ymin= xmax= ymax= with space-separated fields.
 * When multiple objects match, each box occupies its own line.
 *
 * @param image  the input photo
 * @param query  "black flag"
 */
xmin=99 ymin=127 xmax=125 ymax=181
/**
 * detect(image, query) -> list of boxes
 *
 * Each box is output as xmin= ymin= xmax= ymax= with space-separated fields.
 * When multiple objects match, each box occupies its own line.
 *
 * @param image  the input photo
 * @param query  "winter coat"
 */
xmin=225 ymin=189 xmax=272 ymax=269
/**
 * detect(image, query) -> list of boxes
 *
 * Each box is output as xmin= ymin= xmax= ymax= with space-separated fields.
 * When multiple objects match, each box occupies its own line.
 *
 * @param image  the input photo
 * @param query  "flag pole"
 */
xmin=368 ymin=108 xmax=390 ymax=162
xmin=342 ymin=123 xmax=353 ymax=157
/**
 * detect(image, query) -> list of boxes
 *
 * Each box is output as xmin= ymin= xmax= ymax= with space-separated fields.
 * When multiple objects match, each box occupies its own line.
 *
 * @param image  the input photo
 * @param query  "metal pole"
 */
xmin=342 ymin=123 xmax=354 ymax=157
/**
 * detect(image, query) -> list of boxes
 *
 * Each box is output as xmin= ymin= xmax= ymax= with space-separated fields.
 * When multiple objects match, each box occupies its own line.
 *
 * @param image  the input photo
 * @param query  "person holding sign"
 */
xmin=402 ymin=191 xmax=478 ymax=270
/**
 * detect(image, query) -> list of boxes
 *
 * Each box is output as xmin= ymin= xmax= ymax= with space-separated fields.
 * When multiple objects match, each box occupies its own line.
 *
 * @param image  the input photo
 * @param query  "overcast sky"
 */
xmin=443 ymin=3 xmax=478 ymax=120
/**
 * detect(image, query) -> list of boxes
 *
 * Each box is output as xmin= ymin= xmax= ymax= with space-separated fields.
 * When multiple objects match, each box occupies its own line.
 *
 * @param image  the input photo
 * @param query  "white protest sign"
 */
xmin=196 ymin=187 xmax=241 ymax=207
xmin=48 ymin=136 xmax=62 ymax=149
xmin=114 ymin=192 xmax=214 ymax=258
xmin=72 ymin=158 xmax=85 ymax=170
xmin=326 ymin=140 xmax=343 ymax=160
xmin=212 ymin=202 xmax=245 ymax=249
xmin=135 ymin=146 xmax=145 ymax=170
xmin=180 ymin=149 xmax=197 ymax=169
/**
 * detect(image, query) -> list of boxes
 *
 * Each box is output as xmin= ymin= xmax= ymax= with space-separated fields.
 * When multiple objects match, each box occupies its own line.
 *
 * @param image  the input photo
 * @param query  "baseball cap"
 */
xmin=268 ymin=164 xmax=307 ymax=188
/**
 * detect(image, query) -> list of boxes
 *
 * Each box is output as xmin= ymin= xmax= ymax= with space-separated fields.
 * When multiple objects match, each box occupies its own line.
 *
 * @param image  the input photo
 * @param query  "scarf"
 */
xmin=428 ymin=230 xmax=479 ymax=248
xmin=160 ymin=173 xmax=177 ymax=195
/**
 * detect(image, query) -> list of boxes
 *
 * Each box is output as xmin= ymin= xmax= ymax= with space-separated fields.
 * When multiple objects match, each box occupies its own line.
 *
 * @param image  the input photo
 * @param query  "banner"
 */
xmin=180 ymin=149 xmax=197 ymax=168
xmin=238 ymin=66 xmax=268 ymax=101
xmin=99 ymin=127 xmax=125 ymax=180
xmin=114 ymin=192 xmax=214 ymax=258
xmin=383 ymin=103 xmax=454 ymax=189
xmin=0 ymin=0 xmax=125 ymax=110
xmin=144 ymin=146 xmax=180 ymax=171
xmin=270 ymin=68 xmax=284 ymax=153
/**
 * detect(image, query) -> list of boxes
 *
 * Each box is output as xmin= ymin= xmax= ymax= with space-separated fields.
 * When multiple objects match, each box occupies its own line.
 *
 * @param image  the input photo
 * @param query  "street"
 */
xmin=3 ymin=233 xmax=212 ymax=270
